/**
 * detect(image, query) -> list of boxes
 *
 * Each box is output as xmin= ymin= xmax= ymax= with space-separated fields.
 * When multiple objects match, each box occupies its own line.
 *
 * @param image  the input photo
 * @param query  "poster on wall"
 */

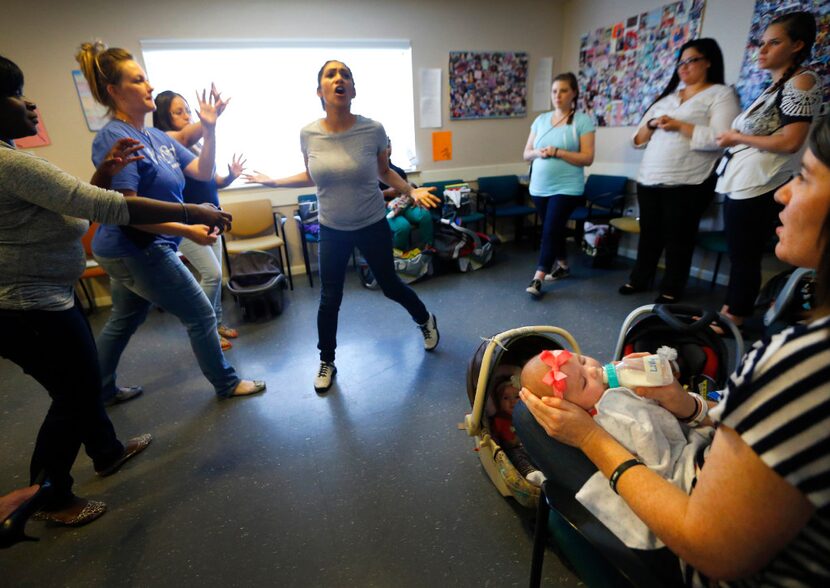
xmin=72 ymin=69 xmax=109 ymax=132
xmin=14 ymin=107 xmax=51 ymax=148
xmin=449 ymin=51 xmax=528 ymax=120
xmin=578 ymin=0 xmax=706 ymax=127
xmin=735 ymin=0 xmax=829 ymax=112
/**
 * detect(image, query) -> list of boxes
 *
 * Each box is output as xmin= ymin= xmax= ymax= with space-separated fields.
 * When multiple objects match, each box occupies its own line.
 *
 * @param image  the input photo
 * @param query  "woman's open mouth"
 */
xmin=334 ymin=86 xmax=346 ymax=95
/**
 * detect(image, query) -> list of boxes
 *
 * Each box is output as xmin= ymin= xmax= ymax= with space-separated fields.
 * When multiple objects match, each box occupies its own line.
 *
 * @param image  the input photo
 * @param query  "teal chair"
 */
xmin=695 ymin=231 xmax=728 ymax=289
xmin=293 ymin=193 xmax=319 ymax=287
xmin=478 ymin=174 xmax=537 ymax=241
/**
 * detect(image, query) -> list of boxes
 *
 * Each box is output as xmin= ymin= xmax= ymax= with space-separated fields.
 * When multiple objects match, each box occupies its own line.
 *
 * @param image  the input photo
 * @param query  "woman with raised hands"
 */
xmin=76 ymin=41 xmax=265 ymax=403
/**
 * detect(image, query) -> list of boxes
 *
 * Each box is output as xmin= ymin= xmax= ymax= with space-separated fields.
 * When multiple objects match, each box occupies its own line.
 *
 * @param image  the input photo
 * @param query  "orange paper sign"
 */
xmin=432 ymin=131 xmax=452 ymax=162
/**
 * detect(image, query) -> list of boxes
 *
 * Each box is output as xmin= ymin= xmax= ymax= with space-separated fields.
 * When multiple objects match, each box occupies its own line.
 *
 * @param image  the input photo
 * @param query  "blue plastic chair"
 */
xmin=294 ymin=193 xmax=319 ymax=287
xmin=477 ymin=174 xmax=537 ymax=241
xmin=570 ymin=174 xmax=628 ymax=224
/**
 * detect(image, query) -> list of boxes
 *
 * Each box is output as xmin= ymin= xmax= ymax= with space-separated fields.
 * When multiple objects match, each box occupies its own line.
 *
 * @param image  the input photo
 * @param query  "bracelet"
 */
xmin=688 ymin=394 xmax=709 ymax=427
xmin=677 ymin=394 xmax=700 ymax=423
xmin=647 ymin=118 xmax=658 ymax=130
xmin=609 ymin=458 xmax=644 ymax=494
xmin=180 ymin=201 xmax=189 ymax=224
xmin=553 ymin=148 xmax=559 ymax=158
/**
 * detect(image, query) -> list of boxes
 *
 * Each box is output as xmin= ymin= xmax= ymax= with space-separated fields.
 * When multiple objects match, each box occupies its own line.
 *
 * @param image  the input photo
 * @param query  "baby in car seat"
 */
xmin=489 ymin=367 xmax=545 ymax=487
xmin=520 ymin=348 xmax=714 ymax=550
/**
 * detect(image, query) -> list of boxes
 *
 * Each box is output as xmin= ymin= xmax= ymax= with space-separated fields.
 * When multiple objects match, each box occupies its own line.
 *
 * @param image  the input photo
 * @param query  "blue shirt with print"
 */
xmin=91 ymin=120 xmax=196 ymax=257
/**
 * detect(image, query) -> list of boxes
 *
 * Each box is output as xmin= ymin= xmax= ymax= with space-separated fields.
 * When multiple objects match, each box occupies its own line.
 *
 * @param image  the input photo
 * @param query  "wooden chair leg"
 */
xmin=78 ymin=280 xmax=96 ymax=314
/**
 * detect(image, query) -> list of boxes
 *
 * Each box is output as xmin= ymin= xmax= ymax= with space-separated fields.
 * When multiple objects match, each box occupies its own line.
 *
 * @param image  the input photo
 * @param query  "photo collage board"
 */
xmin=578 ymin=0 xmax=706 ymax=127
xmin=449 ymin=51 xmax=529 ymax=120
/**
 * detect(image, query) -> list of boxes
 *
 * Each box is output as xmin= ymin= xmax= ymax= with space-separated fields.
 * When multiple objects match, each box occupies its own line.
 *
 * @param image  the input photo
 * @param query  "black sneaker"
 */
xmin=313 ymin=361 xmax=337 ymax=393
xmin=526 ymin=279 xmax=542 ymax=297
xmin=544 ymin=265 xmax=570 ymax=281
xmin=419 ymin=313 xmax=440 ymax=351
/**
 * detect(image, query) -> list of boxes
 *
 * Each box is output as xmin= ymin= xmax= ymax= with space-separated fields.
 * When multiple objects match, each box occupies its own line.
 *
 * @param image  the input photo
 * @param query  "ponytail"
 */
xmin=75 ymin=41 xmax=133 ymax=114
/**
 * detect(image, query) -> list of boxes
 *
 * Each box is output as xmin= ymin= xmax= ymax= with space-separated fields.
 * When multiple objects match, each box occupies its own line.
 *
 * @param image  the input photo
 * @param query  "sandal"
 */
xmin=217 ymin=325 xmax=239 ymax=339
xmin=32 ymin=497 xmax=107 ymax=527
xmin=95 ymin=434 xmax=152 ymax=477
xmin=220 ymin=336 xmax=232 ymax=351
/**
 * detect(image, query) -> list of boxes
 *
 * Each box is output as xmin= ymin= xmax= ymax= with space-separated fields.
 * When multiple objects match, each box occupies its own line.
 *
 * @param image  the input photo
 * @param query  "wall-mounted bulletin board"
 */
xmin=449 ymin=51 xmax=528 ymax=120
xmin=578 ymin=0 xmax=706 ymax=127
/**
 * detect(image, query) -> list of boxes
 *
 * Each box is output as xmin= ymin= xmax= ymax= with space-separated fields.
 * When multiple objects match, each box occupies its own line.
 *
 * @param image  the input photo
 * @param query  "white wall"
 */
xmin=560 ymin=0 xmax=756 ymax=178
xmin=2 ymin=0 xmax=566 ymax=201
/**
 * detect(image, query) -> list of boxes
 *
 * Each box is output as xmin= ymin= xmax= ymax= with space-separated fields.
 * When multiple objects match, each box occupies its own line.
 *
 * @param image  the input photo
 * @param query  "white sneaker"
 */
xmin=313 ymin=361 xmax=337 ymax=393
xmin=419 ymin=313 xmax=440 ymax=351
xmin=526 ymin=279 xmax=542 ymax=297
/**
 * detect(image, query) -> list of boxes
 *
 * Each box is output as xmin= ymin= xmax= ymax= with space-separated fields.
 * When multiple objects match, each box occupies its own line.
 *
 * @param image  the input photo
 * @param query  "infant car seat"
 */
xmin=225 ymin=250 xmax=287 ymax=321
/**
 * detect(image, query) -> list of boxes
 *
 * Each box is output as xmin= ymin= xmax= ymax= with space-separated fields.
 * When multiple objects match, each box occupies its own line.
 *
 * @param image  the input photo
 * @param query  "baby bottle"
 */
xmin=603 ymin=346 xmax=678 ymax=389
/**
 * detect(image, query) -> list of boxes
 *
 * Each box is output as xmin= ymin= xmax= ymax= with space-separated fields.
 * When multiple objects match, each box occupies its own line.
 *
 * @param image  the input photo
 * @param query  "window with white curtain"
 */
xmin=141 ymin=40 xmax=417 ymax=188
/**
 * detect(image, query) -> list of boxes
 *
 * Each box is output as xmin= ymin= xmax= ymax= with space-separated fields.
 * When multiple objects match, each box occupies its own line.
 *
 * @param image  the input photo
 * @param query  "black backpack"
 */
xmin=225 ymin=250 xmax=288 ymax=321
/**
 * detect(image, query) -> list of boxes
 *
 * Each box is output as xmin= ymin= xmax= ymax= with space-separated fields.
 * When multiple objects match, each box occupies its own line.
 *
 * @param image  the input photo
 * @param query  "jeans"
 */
xmin=0 ymin=302 xmax=124 ymax=509
xmin=178 ymin=236 xmax=224 ymax=325
xmin=318 ymin=218 xmax=429 ymax=362
xmin=95 ymin=244 xmax=240 ymax=399
xmin=724 ymin=187 xmax=783 ymax=317
xmin=532 ymin=194 xmax=584 ymax=272
xmin=387 ymin=206 xmax=435 ymax=250
xmin=629 ymin=179 xmax=715 ymax=297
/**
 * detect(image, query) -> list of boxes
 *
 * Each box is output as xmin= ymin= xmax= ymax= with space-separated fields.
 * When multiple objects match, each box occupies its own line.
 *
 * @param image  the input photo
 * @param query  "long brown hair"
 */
xmin=75 ymin=41 xmax=134 ymax=115
xmin=553 ymin=72 xmax=579 ymax=125
xmin=764 ymin=11 xmax=817 ymax=97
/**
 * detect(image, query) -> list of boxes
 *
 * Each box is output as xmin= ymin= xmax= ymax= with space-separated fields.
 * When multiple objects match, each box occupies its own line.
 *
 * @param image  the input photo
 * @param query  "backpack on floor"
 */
xmin=433 ymin=219 xmax=494 ymax=272
xmin=581 ymin=222 xmax=619 ymax=268
xmin=226 ymin=250 xmax=288 ymax=321
xmin=356 ymin=249 xmax=433 ymax=290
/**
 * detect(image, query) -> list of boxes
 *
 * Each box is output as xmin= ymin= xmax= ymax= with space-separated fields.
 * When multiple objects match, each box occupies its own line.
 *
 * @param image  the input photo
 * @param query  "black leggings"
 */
xmin=629 ymin=178 xmax=715 ymax=296
xmin=0 ymin=301 xmax=124 ymax=509
xmin=723 ymin=187 xmax=783 ymax=317
xmin=317 ymin=218 xmax=429 ymax=362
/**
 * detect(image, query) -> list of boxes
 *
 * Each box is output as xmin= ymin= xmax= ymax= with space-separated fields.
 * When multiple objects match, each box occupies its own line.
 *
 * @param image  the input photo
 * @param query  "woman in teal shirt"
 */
xmin=523 ymin=73 xmax=595 ymax=297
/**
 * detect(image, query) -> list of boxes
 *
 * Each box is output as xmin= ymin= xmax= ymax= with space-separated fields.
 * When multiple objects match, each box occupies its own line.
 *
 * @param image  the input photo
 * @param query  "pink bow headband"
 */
xmin=540 ymin=349 xmax=572 ymax=398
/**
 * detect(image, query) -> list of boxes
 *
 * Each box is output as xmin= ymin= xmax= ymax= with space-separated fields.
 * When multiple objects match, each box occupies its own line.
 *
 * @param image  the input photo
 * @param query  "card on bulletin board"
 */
xmin=14 ymin=108 xmax=51 ymax=148
xmin=432 ymin=131 xmax=452 ymax=162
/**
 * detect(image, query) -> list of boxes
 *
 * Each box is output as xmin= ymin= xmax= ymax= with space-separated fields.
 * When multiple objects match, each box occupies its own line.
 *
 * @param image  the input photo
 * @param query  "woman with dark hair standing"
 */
xmin=715 ymin=11 xmax=822 ymax=327
xmin=244 ymin=60 xmax=440 ymax=393
xmin=0 ymin=55 xmax=233 ymax=527
xmin=76 ymin=41 xmax=265 ymax=401
xmin=619 ymin=38 xmax=740 ymax=303
xmin=523 ymin=72 xmax=595 ymax=298
xmin=153 ymin=90 xmax=245 ymax=350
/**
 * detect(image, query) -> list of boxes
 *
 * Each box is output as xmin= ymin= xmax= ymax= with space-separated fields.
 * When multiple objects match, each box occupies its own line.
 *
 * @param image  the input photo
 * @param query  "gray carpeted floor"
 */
xmin=0 ymin=242 xmax=732 ymax=586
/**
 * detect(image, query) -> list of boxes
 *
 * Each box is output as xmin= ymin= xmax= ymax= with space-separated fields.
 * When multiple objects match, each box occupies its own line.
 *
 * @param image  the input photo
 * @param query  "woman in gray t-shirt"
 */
xmin=245 ymin=60 xmax=441 ymax=393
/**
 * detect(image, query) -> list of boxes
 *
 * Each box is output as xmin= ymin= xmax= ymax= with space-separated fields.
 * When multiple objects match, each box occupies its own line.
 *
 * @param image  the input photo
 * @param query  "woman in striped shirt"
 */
xmin=515 ymin=115 xmax=830 ymax=586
